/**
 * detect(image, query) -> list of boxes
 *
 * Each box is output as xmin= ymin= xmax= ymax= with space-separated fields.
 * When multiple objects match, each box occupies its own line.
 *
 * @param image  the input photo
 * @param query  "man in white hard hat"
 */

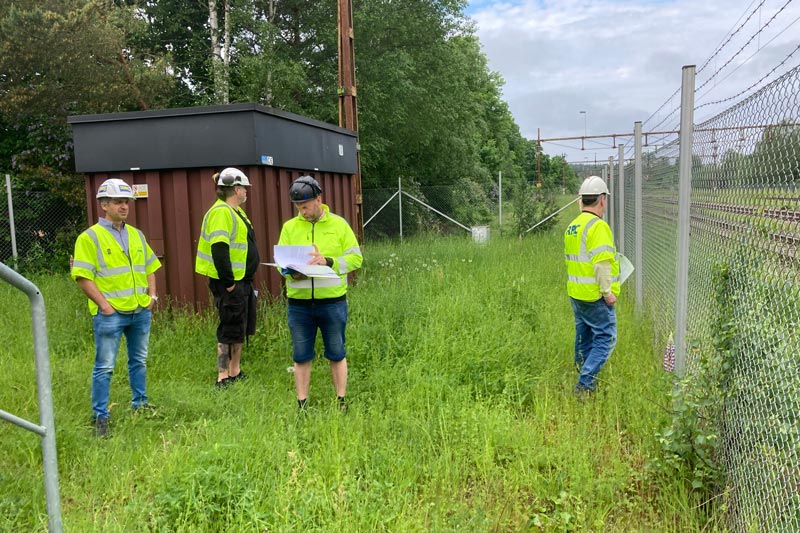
xmin=564 ymin=175 xmax=620 ymax=397
xmin=195 ymin=167 xmax=260 ymax=389
xmin=71 ymin=178 xmax=162 ymax=437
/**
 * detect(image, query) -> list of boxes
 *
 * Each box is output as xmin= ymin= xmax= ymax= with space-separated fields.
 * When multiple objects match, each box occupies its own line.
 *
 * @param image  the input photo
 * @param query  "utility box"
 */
xmin=68 ymin=103 xmax=360 ymax=309
xmin=471 ymin=225 xmax=490 ymax=244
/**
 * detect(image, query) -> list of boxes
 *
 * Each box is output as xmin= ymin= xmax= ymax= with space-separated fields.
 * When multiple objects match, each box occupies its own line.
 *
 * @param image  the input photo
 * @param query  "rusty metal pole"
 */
xmin=338 ymin=0 xmax=364 ymax=240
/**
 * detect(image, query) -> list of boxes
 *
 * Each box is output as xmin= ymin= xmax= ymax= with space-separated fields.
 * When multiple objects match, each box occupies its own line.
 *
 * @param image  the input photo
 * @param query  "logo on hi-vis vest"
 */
xmin=566 ymin=224 xmax=581 ymax=236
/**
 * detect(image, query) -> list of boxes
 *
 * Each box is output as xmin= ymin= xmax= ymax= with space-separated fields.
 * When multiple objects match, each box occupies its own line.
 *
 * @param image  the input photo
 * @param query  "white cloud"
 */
xmin=468 ymin=0 xmax=800 ymax=162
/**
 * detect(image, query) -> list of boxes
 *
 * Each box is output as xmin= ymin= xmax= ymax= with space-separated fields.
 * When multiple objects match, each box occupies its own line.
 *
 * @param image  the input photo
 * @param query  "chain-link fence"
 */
xmin=363 ymin=179 xmax=499 ymax=241
xmin=0 ymin=177 xmax=85 ymax=273
xmin=611 ymin=64 xmax=799 ymax=531
xmin=362 ymin=178 xmax=564 ymax=241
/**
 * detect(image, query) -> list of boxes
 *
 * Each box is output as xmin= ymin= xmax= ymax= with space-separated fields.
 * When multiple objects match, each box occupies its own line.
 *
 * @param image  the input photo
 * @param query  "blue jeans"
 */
xmin=570 ymin=297 xmax=616 ymax=391
xmin=91 ymin=309 xmax=152 ymax=419
xmin=288 ymin=300 xmax=348 ymax=364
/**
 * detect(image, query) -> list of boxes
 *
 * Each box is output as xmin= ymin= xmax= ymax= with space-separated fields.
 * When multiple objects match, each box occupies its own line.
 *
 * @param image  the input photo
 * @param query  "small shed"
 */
xmin=68 ymin=103 xmax=360 ymax=309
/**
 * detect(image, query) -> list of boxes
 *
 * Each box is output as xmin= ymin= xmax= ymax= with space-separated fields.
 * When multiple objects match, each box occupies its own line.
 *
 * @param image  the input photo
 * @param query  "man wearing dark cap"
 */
xmin=278 ymin=176 xmax=362 ymax=411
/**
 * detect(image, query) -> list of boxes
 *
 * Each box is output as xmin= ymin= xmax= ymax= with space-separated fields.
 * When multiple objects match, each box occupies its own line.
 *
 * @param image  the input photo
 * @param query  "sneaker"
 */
xmin=94 ymin=417 xmax=109 ymax=438
xmin=215 ymin=377 xmax=232 ymax=390
xmin=298 ymin=398 xmax=308 ymax=410
xmin=229 ymin=371 xmax=247 ymax=383
xmin=338 ymin=396 xmax=348 ymax=414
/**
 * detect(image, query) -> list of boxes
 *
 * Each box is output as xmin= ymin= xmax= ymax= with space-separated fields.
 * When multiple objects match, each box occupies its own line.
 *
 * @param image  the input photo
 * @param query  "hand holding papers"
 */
xmin=264 ymin=245 xmax=340 ymax=279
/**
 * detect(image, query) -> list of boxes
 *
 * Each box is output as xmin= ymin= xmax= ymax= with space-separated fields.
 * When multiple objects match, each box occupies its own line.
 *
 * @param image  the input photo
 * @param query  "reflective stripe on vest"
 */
xmin=84 ymin=226 xmax=153 ymax=312
xmin=565 ymin=213 xmax=620 ymax=301
xmin=278 ymin=205 xmax=363 ymax=300
xmin=195 ymin=200 xmax=249 ymax=280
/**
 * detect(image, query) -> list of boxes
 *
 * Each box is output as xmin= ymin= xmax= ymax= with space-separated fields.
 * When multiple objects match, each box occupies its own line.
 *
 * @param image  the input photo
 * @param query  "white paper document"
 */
xmin=262 ymin=245 xmax=340 ymax=279
xmin=617 ymin=253 xmax=634 ymax=285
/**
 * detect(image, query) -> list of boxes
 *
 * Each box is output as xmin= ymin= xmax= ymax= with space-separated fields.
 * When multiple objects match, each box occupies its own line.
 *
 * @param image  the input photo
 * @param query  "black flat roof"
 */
xmin=68 ymin=103 xmax=358 ymax=174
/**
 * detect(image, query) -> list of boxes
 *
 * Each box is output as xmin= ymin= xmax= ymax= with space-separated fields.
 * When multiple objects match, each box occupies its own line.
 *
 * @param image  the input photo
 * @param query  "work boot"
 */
xmin=94 ymin=417 xmax=109 ymax=438
xmin=573 ymin=384 xmax=594 ymax=401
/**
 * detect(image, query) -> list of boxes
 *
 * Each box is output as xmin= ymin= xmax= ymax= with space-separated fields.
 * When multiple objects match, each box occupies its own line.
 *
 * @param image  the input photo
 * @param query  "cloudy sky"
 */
xmin=465 ymin=0 xmax=800 ymax=164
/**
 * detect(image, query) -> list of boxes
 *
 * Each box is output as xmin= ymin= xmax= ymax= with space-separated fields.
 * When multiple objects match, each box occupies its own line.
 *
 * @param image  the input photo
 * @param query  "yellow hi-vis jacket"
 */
xmin=564 ymin=211 xmax=620 ymax=301
xmin=277 ymin=204 xmax=363 ymax=300
xmin=195 ymin=199 xmax=251 ymax=280
xmin=71 ymin=223 xmax=161 ymax=315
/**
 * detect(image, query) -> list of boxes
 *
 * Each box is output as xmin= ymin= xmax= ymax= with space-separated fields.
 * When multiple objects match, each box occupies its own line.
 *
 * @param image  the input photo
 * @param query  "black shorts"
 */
xmin=210 ymin=279 xmax=256 ymax=344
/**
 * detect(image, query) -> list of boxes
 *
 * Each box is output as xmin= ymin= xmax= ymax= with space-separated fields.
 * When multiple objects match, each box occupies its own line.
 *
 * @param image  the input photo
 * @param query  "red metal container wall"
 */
xmin=83 ymin=167 xmax=357 ymax=310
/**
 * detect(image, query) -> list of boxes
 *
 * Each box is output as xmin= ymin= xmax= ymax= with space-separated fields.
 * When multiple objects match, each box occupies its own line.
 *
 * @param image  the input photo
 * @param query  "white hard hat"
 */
xmin=216 ymin=167 xmax=251 ymax=187
xmin=578 ymin=175 xmax=609 ymax=196
xmin=97 ymin=178 xmax=135 ymax=199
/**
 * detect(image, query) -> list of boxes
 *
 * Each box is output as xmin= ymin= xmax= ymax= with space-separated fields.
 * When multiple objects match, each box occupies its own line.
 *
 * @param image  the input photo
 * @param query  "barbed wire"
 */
xmin=642 ymin=87 xmax=681 ymax=131
xmin=697 ymin=0 xmax=768 ymax=74
xmin=646 ymin=0 xmax=796 ymax=133
xmin=695 ymin=32 xmax=800 ymax=116
xmin=695 ymin=0 xmax=795 ymax=93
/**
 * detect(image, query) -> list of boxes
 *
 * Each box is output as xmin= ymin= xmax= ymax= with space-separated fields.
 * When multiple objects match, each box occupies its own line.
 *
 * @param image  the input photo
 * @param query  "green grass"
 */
xmin=1 ymin=216 xmax=723 ymax=531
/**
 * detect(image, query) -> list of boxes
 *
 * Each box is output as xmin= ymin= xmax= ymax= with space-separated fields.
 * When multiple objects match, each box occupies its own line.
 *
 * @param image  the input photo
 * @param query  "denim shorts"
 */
xmin=287 ymin=300 xmax=348 ymax=364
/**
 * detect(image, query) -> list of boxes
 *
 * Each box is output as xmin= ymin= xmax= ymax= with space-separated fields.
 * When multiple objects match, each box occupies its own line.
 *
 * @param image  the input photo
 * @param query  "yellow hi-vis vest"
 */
xmin=564 ymin=211 xmax=620 ymax=301
xmin=277 ymin=204 xmax=363 ymax=300
xmin=71 ymin=223 xmax=161 ymax=315
xmin=195 ymin=199 xmax=250 ymax=280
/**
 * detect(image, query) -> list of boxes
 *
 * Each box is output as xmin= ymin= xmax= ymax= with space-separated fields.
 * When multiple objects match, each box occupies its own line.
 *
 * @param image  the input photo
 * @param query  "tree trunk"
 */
xmin=208 ymin=0 xmax=229 ymax=104
xmin=265 ymin=0 xmax=275 ymax=105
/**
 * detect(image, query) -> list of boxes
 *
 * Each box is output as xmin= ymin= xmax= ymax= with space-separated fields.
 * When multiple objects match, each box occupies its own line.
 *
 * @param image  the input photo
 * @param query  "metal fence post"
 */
xmin=498 ymin=171 xmax=502 ymax=228
xmin=398 ymin=177 xmax=403 ymax=243
xmin=5 ymin=174 xmax=18 ymax=270
xmin=0 ymin=262 xmax=62 ymax=532
xmin=618 ymin=145 xmax=625 ymax=256
xmin=674 ymin=65 xmax=696 ymax=377
xmin=634 ymin=121 xmax=643 ymax=315
xmin=601 ymin=166 xmax=607 ymax=222
xmin=608 ymin=156 xmax=615 ymax=233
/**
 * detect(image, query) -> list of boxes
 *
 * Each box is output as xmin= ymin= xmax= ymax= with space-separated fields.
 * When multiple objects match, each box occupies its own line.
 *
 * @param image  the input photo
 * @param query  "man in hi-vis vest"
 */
xmin=278 ymin=176 xmax=362 ymax=412
xmin=72 ymin=178 xmax=161 ymax=437
xmin=564 ymin=175 xmax=620 ymax=397
xmin=195 ymin=168 xmax=260 ymax=389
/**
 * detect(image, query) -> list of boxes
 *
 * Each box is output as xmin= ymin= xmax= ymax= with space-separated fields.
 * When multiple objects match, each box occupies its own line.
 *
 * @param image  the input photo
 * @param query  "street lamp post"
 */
xmin=579 ymin=110 xmax=587 ymax=137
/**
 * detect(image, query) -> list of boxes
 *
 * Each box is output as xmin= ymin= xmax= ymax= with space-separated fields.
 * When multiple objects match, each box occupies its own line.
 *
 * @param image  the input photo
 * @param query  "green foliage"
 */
xmin=1 ymin=0 xmax=533 ymax=192
xmin=0 ymin=1 xmax=175 ymax=271
xmin=652 ymin=262 xmax=733 ymax=495
xmin=510 ymin=182 xmax=559 ymax=237
xmin=0 ymin=173 xmax=84 ymax=273
xmin=0 ymin=229 xmax=720 ymax=531
xmin=449 ymin=177 xmax=494 ymax=225
xmin=0 ymin=0 xmax=175 ymax=118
